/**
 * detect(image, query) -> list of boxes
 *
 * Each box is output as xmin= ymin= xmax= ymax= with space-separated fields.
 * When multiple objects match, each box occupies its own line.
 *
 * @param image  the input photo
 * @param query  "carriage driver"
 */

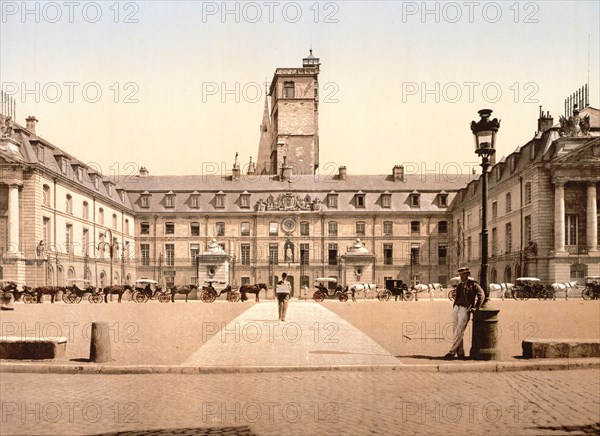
xmin=444 ymin=267 xmax=484 ymax=360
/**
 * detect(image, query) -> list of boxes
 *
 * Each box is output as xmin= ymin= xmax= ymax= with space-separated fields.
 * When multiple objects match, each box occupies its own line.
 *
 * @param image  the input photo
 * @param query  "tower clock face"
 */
xmin=282 ymin=218 xmax=296 ymax=233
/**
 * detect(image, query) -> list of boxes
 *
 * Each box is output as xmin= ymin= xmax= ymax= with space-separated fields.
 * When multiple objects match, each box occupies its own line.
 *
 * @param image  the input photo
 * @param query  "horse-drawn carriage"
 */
xmin=1 ymin=280 xmax=36 ymax=304
xmin=132 ymin=279 xmax=170 ymax=303
xmin=582 ymin=276 xmax=600 ymax=300
xmin=377 ymin=279 xmax=412 ymax=301
xmin=64 ymin=278 xmax=102 ymax=304
xmin=200 ymin=281 xmax=239 ymax=303
xmin=513 ymin=277 xmax=553 ymax=300
xmin=312 ymin=278 xmax=348 ymax=302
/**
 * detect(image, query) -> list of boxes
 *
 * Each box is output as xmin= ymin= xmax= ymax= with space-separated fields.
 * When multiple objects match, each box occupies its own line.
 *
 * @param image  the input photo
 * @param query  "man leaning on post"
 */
xmin=444 ymin=267 xmax=484 ymax=360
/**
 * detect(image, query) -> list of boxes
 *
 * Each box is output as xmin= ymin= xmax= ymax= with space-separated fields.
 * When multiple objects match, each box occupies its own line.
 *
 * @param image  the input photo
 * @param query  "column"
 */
xmin=7 ymin=183 xmax=21 ymax=257
xmin=587 ymin=182 xmax=598 ymax=253
xmin=554 ymin=180 xmax=565 ymax=253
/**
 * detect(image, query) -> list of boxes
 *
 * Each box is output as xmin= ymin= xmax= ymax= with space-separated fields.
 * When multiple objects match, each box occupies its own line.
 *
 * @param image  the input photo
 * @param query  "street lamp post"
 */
xmin=97 ymin=229 xmax=117 ymax=289
xmin=470 ymin=109 xmax=501 ymax=360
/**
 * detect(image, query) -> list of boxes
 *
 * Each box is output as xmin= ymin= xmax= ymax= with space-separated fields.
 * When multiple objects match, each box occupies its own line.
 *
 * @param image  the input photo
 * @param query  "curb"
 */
xmin=1 ymin=358 xmax=598 ymax=375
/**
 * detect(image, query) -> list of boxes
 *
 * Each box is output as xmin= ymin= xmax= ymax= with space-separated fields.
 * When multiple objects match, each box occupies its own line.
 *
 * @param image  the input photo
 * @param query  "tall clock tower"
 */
xmin=258 ymin=51 xmax=320 ymax=176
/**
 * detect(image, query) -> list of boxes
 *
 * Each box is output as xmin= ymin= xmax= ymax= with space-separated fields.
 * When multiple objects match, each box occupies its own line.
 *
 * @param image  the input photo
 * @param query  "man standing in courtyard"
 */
xmin=444 ymin=267 xmax=484 ymax=360
xmin=276 ymin=272 xmax=291 ymax=321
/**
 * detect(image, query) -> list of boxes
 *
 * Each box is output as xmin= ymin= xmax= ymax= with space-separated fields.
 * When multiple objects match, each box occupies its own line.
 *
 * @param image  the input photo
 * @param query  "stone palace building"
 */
xmin=1 ymin=52 xmax=598 ymax=296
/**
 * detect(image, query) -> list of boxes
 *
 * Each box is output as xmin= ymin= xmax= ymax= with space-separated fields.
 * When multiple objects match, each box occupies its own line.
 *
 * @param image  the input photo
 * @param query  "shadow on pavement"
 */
xmin=395 ymin=354 xmax=449 ymax=361
xmin=95 ymin=426 xmax=258 ymax=436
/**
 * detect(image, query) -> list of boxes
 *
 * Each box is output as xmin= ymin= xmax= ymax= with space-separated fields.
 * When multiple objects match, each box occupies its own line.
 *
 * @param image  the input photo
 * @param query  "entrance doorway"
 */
xmin=287 ymin=275 xmax=294 ymax=297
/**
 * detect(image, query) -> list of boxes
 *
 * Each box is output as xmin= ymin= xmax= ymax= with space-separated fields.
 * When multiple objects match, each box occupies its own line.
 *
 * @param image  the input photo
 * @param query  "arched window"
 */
xmin=42 ymin=185 xmax=50 ymax=206
xmin=66 ymin=194 xmax=73 ymax=214
xmin=82 ymin=201 xmax=89 ymax=219
xmin=98 ymin=208 xmax=104 ymax=225
xmin=490 ymin=268 xmax=497 ymax=284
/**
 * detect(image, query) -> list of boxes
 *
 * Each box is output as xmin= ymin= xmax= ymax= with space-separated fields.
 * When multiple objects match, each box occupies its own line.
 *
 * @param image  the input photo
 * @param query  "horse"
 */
xmin=551 ymin=281 xmax=578 ymax=300
xmin=1 ymin=282 xmax=25 ymax=302
xmin=170 ymin=284 xmax=199 ymax=302
xmin=103 ymin=284 xmax=133 ymax=303
xmin=34 ymin=286 xmax=64 ymax=303
xmin=240 ymin=283 xmax=268 ymax=302
xmin=489 ymin=283 xmax=514 ymax=300
xmin=412 ymin=283 xmax=442 ymax=300
xmin=349 ymin=283 xmax=378 ymax=301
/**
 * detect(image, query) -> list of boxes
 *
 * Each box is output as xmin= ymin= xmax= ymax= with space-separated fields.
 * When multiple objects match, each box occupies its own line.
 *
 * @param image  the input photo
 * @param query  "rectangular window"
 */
xmin=410 ymin=194 xmax=420 ymax=207
xmin=467 ymin=237 xmax=472 ymax=262
xmin=65 ymin=224 xmax=72 ymax=254
xmin=141 ymin=196 xmax=149 ymax=208
xmin=565 ymin=214 xmax=578 ymax=246
xmin=383 ymin=221 xmax=393 ymax=236
xmin=525 ymin=183 xmax=532 ymax=205
xmin=165 ymin=195 xmax=174 ymax=208
xmin=355 ymin=195 xmax=365 ymax=208
xmin=43 ymin=217 xmax=51 ymax=244
xmin=356 ymin=221 xmax=365 ymax=236
xmin=439 ymin=194 xmax=448 ymax=207
xmin=492 ymin=227 xmax=498 ymax=256
xmin=300 ymin=221 xmax=309 ymax=236
xmin=411 ymin=221 xmax=420 ymax=234
xmin=438 ymin=221 xmax=448 ymax=234
xmin=165 ymin=244 xmax=175 ymax=267
xmin=328 ymin=222 xmax=338 ymax=236
xmin=190 ymin=244 xmax=199 ymax=265
xmin=190 ymin=222 xmax=200 ymax=236
xmin=492 ymin=201 xmax=498 ymax=219
xmin=140 ymin=222 xmax=150 ymax=235
xmin=190 ymin=195 xmax=199 ymax=209
xmin=216 ymin=222 xmax=225 ymax=236
xmin=241 ymin=276 xmax=251 ymax=286
xmin=269 ymin=244 xmax=278 ymax=265
xmin=300 ymin=243 xmax=310 ymax=266
xmin=269 ymin=222 xmax=278 ymax=236
xmin=383 ymin=243 xmax=393 ymax=265
xmin=165 ymin=222 xmax=175 ymax=235
xmin=82 ymin=229 xmax=89 ymax=256
xmin=524 ymin=215 xmax=532 ymax=246
xmin=506 ymin=193 xmax=512 ymax=213
xmin=215 ymin=195 xmax=225 ymax=208
xmin=283 ymin=81 xmax=295 ymax=98
xmin=438 ymin=244 xmax=447 ymax=265
xmin=241 ymin=222 xmax=250 ymax=236
xmin=505 ymin=223 xmax=512 ymax=253
xmin=241 ymin=244 xmax=250 ymax=266
xmin=328 ymin=243 xmax=338 ymax=265
xmin=410 ymin=243 xmax=420 ymax=265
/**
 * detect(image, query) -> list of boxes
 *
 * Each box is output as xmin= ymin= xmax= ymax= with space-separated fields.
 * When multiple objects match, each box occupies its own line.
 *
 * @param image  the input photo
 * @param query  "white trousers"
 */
xmin=449 ymin=305 xmax=470 ymax=355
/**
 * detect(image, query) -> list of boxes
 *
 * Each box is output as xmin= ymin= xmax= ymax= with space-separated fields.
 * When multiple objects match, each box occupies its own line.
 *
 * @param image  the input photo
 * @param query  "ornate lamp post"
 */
xmin=97 ymin=229 xmax=117 ymax=288
xmin=470 ymin=109 xmax=501 ymax=360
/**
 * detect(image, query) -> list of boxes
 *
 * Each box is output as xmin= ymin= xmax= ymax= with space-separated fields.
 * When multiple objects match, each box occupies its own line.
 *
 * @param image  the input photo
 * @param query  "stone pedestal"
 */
xmin=470 ymin=307 xmax=501 ymax=361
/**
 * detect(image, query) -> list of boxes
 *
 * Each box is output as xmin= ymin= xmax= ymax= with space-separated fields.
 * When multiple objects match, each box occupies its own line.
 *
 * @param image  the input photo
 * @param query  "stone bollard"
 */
xmin=1 ymin=292 xmax=15 ymax=311
xmin=89 ymin=322 xmax=112 ymax=363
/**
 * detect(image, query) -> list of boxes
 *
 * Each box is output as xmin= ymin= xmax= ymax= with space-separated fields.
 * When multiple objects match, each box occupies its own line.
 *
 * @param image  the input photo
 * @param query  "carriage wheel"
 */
xmin=514 ymin=289 xmax=527 ymax=300
xmin=404 ymin=290 xmax=414 ymax=301
xmin=158 ymin=293 xmax=170 ymax=303
xmin=133 ymin=291 xmax=147 ymax=303
xmin=582 ymin=289 xmax=592 ymax=300
xmin=62 ymin=292 xmax=71 ymax=304
xmin=74 ymin=295 xmax=83 ymax=304
xmin=23 ymin=294 xmax=35 ymax=304
xmin=227 ymin=292 xmax=240 ymax=303
xmin=201 ymin=290 xmax=217 ymax=303
xmin=447 ymin=289 xmax=456 ymax=301
xmin=313 ymin=291 xmax=325 ymax=302
xmin=89 ymin=294 xmax=103 ymax=304
xmin=339 ymin=293 xmax=348 ymax=302
xmin=377 ymin=290 xmax=390 ymax=301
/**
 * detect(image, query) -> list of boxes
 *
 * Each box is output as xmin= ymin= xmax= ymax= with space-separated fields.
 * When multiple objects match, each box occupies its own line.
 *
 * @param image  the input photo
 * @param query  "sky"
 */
xmin=1 ymin=1 xmax=599 ymax=178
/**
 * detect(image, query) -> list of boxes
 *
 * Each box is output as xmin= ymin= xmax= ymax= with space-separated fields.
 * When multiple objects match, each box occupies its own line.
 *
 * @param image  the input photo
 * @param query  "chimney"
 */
xmin=247 ymin=156 xmax=256 ymax=175
xmin=338 ymin=166 xmax=347 ymax=180
xmin=281 ymin=156 xmax=292 ymax=181
xmin=393 ymin=165 xmax=404 ymax=181
xmin=139 ymin=166 xmax=149 ymax=177
xmin=537 ymin=106 xmax=554 ymax=134
xmin=232 ymin=152 xmax=240 ymax=181
xmin=26 ymin=116 xmax=38 ymax=135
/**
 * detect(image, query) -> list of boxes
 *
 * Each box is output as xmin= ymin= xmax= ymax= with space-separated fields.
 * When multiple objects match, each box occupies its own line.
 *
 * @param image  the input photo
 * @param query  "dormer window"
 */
xmin=60 ymin=158 xmax=67 ymax=175
xmin=93 ymin=175 xmax=99 ymax=190
xmin=355 ymin=192 xmax=365 ymax=208
xmin=190 ymin=191 xmax=200 ymax=209
xmin=120 ymin=191 xmax=125 ymax=203
xmin=140 ymin=191 xmax=150 ymax=208
xmin=165 ymin=191 xmax=175 ymax=208
xmin=107 ymin=184 xmax=113 ymax=197
xmin=327 ymin=191 xmax=338 ymax=208
xmin=409 ymin=192 xmax=420 ymax=207
xmin=240 ymin=191 xmax=250 ymax=208
xmin=510 ymin=156 xmax=516 ymax=172
xmin=439 ymin=193 xmax=448 ymax=207
xmin=381 ymin=192 xmax=391 ymax=208
xmin=77 ymin=167 xmax=83 ymax=182
xmin=37 ymin=145 xmax=44 ymax=161
xmin=215 ymin=191 xmax=225 ymax=208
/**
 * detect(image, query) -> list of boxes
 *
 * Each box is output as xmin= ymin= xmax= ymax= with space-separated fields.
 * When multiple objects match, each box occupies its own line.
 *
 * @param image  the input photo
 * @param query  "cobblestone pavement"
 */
xmin=1 ymin=370 xmax=599 ymax=435
xmin=183 ymin=302 xmax=399 ymax=367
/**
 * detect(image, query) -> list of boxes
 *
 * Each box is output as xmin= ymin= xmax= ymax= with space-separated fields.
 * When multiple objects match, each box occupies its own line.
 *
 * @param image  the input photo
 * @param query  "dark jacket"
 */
xmin=453 ymin=279 xmax=485 ymax=310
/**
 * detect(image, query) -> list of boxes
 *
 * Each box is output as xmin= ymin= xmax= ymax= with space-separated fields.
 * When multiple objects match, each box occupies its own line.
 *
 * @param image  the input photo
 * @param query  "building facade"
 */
xmin=1 ymin=55 xmax=598 ymax=294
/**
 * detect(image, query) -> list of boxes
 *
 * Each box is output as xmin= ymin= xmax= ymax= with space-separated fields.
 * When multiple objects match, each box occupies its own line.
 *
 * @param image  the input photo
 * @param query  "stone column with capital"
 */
xmin=554 ymin=181 xmax=566 ymax=254
xmin=587 ymin=182 xmax=598 ymax=253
